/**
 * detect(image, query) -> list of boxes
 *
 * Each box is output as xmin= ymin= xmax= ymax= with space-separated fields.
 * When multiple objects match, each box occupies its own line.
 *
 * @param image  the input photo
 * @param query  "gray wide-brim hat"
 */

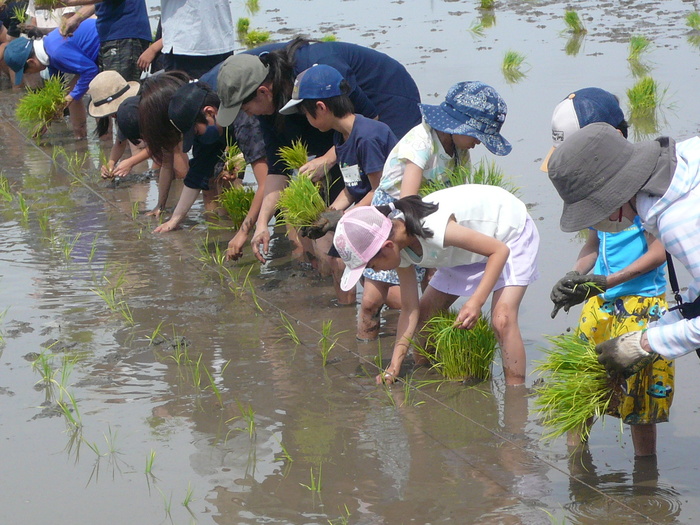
xmin=548 ymin=121 xmax=661 ymax=232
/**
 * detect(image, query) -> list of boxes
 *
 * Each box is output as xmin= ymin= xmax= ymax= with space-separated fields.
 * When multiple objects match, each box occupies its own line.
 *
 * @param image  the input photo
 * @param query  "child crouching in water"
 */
xmin=333 ymin=184 xmax=540 ymax=386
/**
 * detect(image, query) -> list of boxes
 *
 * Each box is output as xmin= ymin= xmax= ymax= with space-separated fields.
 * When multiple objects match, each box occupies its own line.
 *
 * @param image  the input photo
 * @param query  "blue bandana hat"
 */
xmin=420 ymin=81 xmax=511 ymax=156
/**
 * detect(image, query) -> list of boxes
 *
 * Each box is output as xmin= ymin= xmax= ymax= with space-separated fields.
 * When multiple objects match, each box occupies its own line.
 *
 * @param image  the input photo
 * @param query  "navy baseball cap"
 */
xmin=540 ymin=87 xmax=625 ymax=171
xmin=279 ymin=64 xmax=345 ymax=115
xmin=168 ymin=82 xmax=210 ymax=153
xmin=4 ymin=37 xmax=33 ymax=86
xmin=116 ymin=96 xmax=142 ymax=145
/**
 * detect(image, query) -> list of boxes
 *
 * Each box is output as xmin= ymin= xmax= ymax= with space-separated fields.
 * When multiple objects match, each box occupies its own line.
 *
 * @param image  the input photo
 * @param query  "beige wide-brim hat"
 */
xmin=87 ymin=70 xmax=140 ymax=118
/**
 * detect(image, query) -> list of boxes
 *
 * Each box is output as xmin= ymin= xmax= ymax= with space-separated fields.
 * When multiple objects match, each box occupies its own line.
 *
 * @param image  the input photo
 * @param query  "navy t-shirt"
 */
xmin=95 ymin=0 xmax=152 ymax=43
xmin=334 ymin=114 xmax=397 ymax=203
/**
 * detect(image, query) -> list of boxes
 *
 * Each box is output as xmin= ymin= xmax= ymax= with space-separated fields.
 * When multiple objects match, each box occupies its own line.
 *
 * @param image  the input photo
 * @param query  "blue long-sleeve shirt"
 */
xmin=44 ymin=18 xmax=100 ymax=101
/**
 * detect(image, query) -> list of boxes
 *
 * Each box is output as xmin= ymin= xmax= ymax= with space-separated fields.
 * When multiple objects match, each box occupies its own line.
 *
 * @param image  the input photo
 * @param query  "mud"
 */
xmin=1 ymin=1 xmax=700 ymax=524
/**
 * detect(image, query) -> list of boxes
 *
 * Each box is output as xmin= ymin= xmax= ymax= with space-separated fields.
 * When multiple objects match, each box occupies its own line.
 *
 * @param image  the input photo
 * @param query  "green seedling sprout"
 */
xmin=563 ymin=9 xmax=586 ymax=34
xmin=155 ymin=486 xmax=173 ymax=519
xmin=419 ymin=159 xmax=519 ymax=197
xmin=401 ymin=373 xmax=425 ymax=407
xmin=0 ymin=173 xmax=13 ymax=203
xmin=118 ymin=300 xmax=134 ymax=326
xmin=59 ymin=232 xmax=81 ymax=261
xmin=237 ymin=17 xmax=250 ymax=36
xmin=182 ymin=482 xmax=195 ymax=508
xmin=627 ymin=75 xmax=660 ymax=112
xmin=467 ymin=21 xmax=486 ymax=38
xmin=11 ymin=4 xmax=28 ymax=24
xmin=57 ymin=387 xmax=82 ymax=429
xmin=16 ymin=192 xmax=29 ymax=222
xmin=16 ymin=76 xmax=68 ymax=138
xmin=278 ymin=312 xmax=301 ymax=345
xmin=320 ymin=34 xmax=337 ymax=41
xmin=236 ymin=399 xmax=256 ymax=438
xmin=479 ymin=0 xmax=494 ymax=9
xmin=218 ymin=183 xmax=256 ymax=230
xmin=146 ymin=321 xmax=165 ymax=345
xmin=328 ymin=505 xmax=351 ymax=525
xmin=131 ymin=201 xmax=139 ymax=220
xmin=34 ymin=0 xmax=63 ymax=8
xmin=244 ymin=29 xmax=270 ymax=48
xmin=318 ymin=320 xmax=347 ymax=366
xmin=533 ymin=333 xmax=620 ymax=441
xmin=145 ymin=448 xmax=156 ymax=475
xmin=245 ymin=0 xmax=259 ymax=15
xmin=414 ymin=312 xmax=498 ymax=382
xmin=88 ymin=234 xmax=99 ymax=263
xmin=299 ymin=463 xmax=323 ymax=492
xmin=628 ymin=35 xmax=651 ymax=61
xmin=221 ymin=141 xmax=247 ymax=175
xmin=278 ymin=139 xmax=309 ymax=172
xmin=277 ymin=174 xmax=326 ymax=229
xmin=687 ymin=11 xmax=700 ymax=31
xmin=502 ymin=50 xmax=527 ymax=84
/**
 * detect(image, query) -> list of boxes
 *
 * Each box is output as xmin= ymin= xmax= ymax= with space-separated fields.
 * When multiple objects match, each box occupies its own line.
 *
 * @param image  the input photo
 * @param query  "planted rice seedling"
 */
xmin=32 ymin=350 xmax=57 ymax=395
xmin=145 ymin=448 xmax=156 ymax=474
xmin=245 ymin=0 xmax=259 ymax=15
xmin=563 ymin=10 xmax=586 ymax=34
xmin=16 ymin=76 xmax=68 ymax=138
xmin=533 ymin=334 xmax=621 ymax=441
xmin=318 ymin=319 xmax=346 ymax=366
xmin=277 ymin=174 xmax=326 ymax=229
xmin=628 ymin=35 xmax=651 ymax=61
xmin=37 ymin=210 xmax=50 ymax=235
xmin=59 ymin=232 xmax=81 ymax=261
xmin=687 ymin=11 xmax=700 ymax=31
xmin=88 ymin=234 xmax=99 ymax=263
xmin=419 ymin=159 xmax=519 ymax=197
xmin=117 ymin=300 xmax=134 ymax=326
xmin=278 ymin=312 xmax=301 ymax=345
xmin=244 ymin=29 xmax=270 ymax=49
xmin=0 ymin=174 xmax=13 ymax=203
xmin=328 ymin=505 xmax=351 ymax=525
xmin=479 ymin=0 xmax=494 ymax=9
xmin=182 ymin=482 xmax=195 ymax=508
xmin=237 ymin=399 xmax=256 ymax=438
xmin=237 ymin=17 xmax=250 ymax=36
xmin=219 ymin=185 xmax=255 ymax=229
xmin=401 ymin=374 xmax=425 ymax=407
xmin=502 ymin=50 xmax=527 ymax=83
xmin=415 ymin=312 xmax=498 ymax=382
xmin=16 ymin=192 xmax=29 ymax=222
xmin=146 ymin=321 xmax=165 ymax=345
xmin=627 ymin=76 xmax=660 ymax=112
xmin=131 ymin=201 xmax=139 ymax=220
xmin=57 ymin=387 xmax=82 ymax=429
xmin=300 ymin=463 xmax=323 ymax=492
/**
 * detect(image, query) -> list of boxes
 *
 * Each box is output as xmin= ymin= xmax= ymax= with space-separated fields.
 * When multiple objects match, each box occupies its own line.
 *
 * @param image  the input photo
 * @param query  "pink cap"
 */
xmin=333 ymin=206 xmax=393 ymax=291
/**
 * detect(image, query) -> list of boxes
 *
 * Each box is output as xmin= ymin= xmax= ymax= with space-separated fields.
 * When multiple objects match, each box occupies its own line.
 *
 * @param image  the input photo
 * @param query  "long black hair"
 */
xmin=376 ymin=195 xmax=439 ymax=239
xmin=258 ymin=37 xmax=314 ymax=111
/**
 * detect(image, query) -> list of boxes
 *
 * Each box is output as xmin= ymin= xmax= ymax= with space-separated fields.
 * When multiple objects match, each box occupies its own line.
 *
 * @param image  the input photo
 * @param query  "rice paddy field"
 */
xmin=2 ymin=1 xmax=700 ymax=523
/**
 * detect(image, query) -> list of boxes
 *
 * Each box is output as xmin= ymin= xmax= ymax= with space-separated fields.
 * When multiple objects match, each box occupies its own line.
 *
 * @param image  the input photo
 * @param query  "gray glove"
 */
xmin=299 ymin=208 xmax=343 ymax=240
xmin=595 ymin=331 xmax=656 ymax=378
xmin=550 ymin=271 xmax=608 ymax=318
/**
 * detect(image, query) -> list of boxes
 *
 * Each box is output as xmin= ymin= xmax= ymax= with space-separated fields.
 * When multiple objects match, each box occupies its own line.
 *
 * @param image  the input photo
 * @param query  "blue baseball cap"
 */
xmin=4 ymin=37 xmax=34 ymax=86
xmin=279 ymin=64 xmax=345 ymax=115
xmin=540 ymin=87 xmax=625 ymax=171
xmin=419 ymin=81 xmax=512 ymax=156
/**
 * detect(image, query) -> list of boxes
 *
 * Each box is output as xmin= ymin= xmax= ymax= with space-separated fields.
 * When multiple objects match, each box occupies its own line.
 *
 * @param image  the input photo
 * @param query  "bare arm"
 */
xmin=299 ymin=147 xmax=338 ymax=182
xmin=378 ymin=265 xmax=421 ymax=384
xmin=353 ymin=170 xmax=381 ymax=208
xmin=148 ymin=150 xmax=175 ymax=217
xmin=572 ymin=230 xmax=599 ymax=274
xmin=251 ymin=173 xmax=288 ymax=263
xmin=329 ymin=188 xmax=353 ymax=211
xmin=59 ymin=5 xmax=95 ymax=36
xmin=153 ymin=186 xmax=200 ymax=233
xmin=398 ymin=161 xmax=425 ymax=197
xmin=226 ymin=158 xmax=268 ymax=261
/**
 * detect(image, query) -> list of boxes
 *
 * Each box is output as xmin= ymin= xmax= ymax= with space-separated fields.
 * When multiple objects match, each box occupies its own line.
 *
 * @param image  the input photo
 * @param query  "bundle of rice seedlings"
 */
xmin=563 ymin=10 xmax=586 ymax=34
xmin=244 ymin=29 xmax=270 ymax=49
xmin=479 ymin=0 xmax=495 ymax=9
xmin=11 ymin=4 xmax=28 ymax=23
xmin=277 ymin=139 xmax=309 ymax=173
xmin=219 ymin=185 xmax=255 ymax=229
xmin=221 ymin=142 xmax=246 ymax=175
xmin=628 ymin=35 xmax=651 ymax=61
xmin=627 ymin=76 xmax=659 ymax=112
xmin=237 ymin=17 xmax=250 ymax=37
xmin=415 ymin=311 xmax=498 ymax=382
xmin=687 ymin=11 xmax=700 ymax=31
xmin=277 ymin=174 xmax=325 ymax=229
xmin=501 ymin=50 xmax=527 ymax=84
xmin=15 ymin=76 xmax=68 ymax=138
xmin=533 ymin=334 xmax=621 ymax=442
xmin=419 ymin=159 xmax=520 ymax=197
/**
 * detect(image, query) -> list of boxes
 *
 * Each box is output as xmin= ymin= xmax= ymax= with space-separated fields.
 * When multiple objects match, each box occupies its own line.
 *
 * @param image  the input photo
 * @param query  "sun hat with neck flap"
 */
xmin=547 ymin=121 xmax=661 ymax=232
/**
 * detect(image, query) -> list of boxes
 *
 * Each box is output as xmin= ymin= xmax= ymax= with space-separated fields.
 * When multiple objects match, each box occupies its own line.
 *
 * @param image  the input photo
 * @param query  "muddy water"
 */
xmin=2 ymin=1 xmax=700 ymax=524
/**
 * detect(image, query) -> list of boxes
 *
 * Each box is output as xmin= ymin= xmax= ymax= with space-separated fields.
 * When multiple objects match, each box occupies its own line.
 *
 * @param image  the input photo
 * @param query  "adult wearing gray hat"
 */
xmin=548 ymin=121 xmax=700 ymax=377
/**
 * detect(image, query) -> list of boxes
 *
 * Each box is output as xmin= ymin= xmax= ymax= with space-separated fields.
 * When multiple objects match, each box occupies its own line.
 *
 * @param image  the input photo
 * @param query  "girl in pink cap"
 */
xmin=333 ymin=183 xmax=539 ymax=386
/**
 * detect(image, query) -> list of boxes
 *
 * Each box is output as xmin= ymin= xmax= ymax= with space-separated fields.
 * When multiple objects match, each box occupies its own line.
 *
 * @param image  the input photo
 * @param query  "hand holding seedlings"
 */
xmin=453 ymin=298 xmax=483 ymax=330
xmin=550 ymin=271 xmax=608 ymax=318
xmin=595 ymin=330 xmax=656 ymax=378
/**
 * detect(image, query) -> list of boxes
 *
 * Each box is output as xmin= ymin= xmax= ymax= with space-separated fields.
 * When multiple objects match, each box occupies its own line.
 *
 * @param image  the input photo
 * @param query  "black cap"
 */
xmin=168 ymin=82 xmax=211 ymax=153
xmin=116 ymin=96 xmax=141 ymax=145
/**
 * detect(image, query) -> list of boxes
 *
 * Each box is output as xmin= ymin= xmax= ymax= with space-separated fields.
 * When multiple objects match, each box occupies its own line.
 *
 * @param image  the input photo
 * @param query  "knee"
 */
xmin=491 ymin=304 xmax=517 ymax=339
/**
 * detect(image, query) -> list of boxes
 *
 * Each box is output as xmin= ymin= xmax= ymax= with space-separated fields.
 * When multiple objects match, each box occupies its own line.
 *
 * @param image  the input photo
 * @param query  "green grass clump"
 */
xmin=628 ymin=35 xmax=651 ymax=61
xmin=501 ymin=50 xmax=527 ymax=83
xmin=627 ymin=76 xmax=659 ymax=112
xmin=11 ymin=4 xmax=28 ymax=24
xmin=419 ymin=159 xmax=520 ymax=197
xmin=16 ymin=76 xmax=68 ymax=138
xmin=34 ymin=0 xmax=63 ymax=8
xmin=533 ymin=334 xmax=620 ymax=441
xmin=277 ymin=175 xmax=326 ymax=229
xmin=320 ymin=34 xmax=337 ymax=42
xmin=479 ymin=0 xmax=495 ymax=9
xmin=277 ymin=139 xmax=309 ymax=172
xmin=687 ymin=11 xmax=700 ymax=31
xmin=244 ymin=30 xmax=270 ymax=49
xmin=236 ymin=17 xmax=250 ymax=37
xmin=218 ymin=185 xmax=255 ymax=229
xmin=245 ymin=0 xmax=260 ymax=15
xmin=563 ymin=10 xmax=586 ymax=34
xmin=415 ymin=312 xmax=498 ymax=382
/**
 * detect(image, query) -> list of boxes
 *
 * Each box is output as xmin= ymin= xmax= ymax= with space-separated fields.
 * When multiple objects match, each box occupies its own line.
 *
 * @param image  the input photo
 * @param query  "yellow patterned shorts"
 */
xmin=578 ymin=294 xmax=673 ymax=425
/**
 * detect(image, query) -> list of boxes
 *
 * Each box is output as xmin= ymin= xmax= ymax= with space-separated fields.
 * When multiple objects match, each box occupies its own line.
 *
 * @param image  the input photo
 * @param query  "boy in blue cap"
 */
xmin=279 ymin=64 xmax=398 ymax=303
xmin=4 ymin=18 xmax=99 ymax=138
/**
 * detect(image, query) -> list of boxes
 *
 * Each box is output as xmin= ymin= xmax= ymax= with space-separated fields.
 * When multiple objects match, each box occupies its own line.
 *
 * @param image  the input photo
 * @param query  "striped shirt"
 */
xmin=638 ymin=136 xmax=700 ymax=358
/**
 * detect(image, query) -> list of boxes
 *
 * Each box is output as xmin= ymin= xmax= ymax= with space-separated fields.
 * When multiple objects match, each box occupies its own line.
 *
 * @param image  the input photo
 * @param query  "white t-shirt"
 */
xmin=27 ymin=0 xmax=76 ymax=29
xmin=377 ymin=121 xmax=469 ymax=198
xmin=399 ymin=184 xmax=527 ymax=268
xmin=160 ymin=0 xmax=235 ymax=56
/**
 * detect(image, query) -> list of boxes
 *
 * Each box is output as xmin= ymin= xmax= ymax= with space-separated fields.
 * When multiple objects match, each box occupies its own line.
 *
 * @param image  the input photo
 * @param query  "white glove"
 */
xmin=595 ymin=331 xmax=656 ymax=378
